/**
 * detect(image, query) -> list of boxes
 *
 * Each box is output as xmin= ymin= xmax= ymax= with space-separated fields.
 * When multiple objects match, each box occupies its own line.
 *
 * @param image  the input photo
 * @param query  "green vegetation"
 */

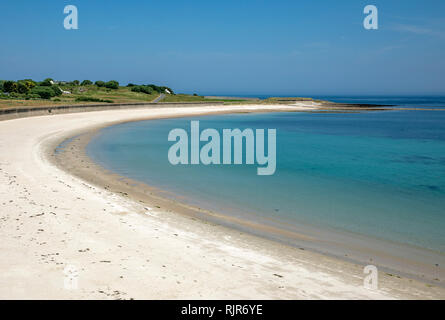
xmin=1 ymin=78 xmax=63 ymax=100
xmin=0 ymin=77 xmax=316 ymax=109
xmin=131 ymin=84 xmax=173 ymax=95
xmin=75 ymin=96 xmax=114 ymax=103
xmin=31 ymin=86 xmax=62 ymax=99
xmin=40 ymin=78 xmax=54 ymax=87
xmin=0 ymin=77 xmax=173 ymax=108
xmin=161 ymin=94 xmax=246 ymax=103
xmin=161 ymin=94 xmax=213 ymax=102
xmin=81 ymin=80 xmax=93 ymax=86
xmin=131 ymin=85 xmax=154 ymax=95
xmin=105 ymin=80 xmax=119 ymax=89
xmin=264 ymin=97 xmax=314 ymax=104
xmin=3 ymin=81 xmax=18 ymax=93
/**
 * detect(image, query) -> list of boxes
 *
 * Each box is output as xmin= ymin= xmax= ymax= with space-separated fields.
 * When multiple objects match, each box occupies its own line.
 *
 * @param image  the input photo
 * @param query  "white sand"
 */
xmin=0 ymin=104 xmax=443 ymax=299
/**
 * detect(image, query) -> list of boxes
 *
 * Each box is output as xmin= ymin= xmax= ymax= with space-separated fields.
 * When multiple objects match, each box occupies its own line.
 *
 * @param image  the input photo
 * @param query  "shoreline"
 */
xmin=2 ymin=98 xmax=445 ymax=122
xmin=1 ymin=104 xmax=444 ymax=299
xmin=54 ymin=111 xmax=445 ymax=287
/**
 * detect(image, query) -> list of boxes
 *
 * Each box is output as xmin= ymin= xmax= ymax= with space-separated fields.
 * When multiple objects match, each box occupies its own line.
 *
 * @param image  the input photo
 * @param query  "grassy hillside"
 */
xmin=0 ymin=78 xmax=317 ymax=109
xmin=0 ymin=84 xmax=160 ymax=109
xmin=161 ymin=94 xmax=248 ymax=103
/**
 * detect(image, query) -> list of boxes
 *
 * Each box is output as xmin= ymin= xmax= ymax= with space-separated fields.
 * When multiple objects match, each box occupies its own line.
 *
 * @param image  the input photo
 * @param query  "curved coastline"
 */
xmin=1 ymin=104 xmax=444 ymax=299
xmin=53 ymin=111 xmax=445 ymax=288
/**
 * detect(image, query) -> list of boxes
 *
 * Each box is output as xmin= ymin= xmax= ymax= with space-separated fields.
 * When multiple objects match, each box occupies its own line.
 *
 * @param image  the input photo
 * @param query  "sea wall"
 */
xmin=0 ymin=101 xmax=225 ymax=121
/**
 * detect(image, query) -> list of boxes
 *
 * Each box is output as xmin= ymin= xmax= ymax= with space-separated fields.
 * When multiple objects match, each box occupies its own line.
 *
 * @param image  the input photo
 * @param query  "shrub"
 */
xmin=51 ymin=86 xmax=63 ymax=97
xmin=141 ymin=86 xmax=154 ymax=94
xmin=3 ymin=81 xmax=18 ymax=93
xmin=105 ymin=80 xmax=119 ymax=89
xmin=146 ymin=84 xmax=160 ymax=93
xmin=22 ymin=79 xmax=36 ymax=86
xmin=14 ymin=80 xmax=37 ymax=94
xmin=31 ymin=86 xmax=56 ymax=99
xmin=127 ymin=83 xmax=136 ymax=87
xmin=17 ymin=82 xmax=31 ymax=94
xmin=9 ymin=92 xmax=22 ymax=98
xmin=95 ymin=81 xmax=105 ymax=87
xmin=131 ymin=85 xmax=154 ymax=95
xmin=40 ymin=78 xmax=54 ymax=86
xmin=81 ymin=80 xmax=93 ymax=86
xmin=21 ymin=80 xmax=36 ymax=90
xmin=131 ymin=86 xmax=141 ymax=93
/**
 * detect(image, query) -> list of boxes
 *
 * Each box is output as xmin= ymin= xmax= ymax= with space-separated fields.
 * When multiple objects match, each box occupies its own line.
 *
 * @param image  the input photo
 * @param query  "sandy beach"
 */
xmin=1 ymin=104 xmax=444 ymax=300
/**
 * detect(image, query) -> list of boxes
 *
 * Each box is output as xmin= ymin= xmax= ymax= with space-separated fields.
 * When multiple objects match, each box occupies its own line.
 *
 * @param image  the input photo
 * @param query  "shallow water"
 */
xmin=87 ymin=109 xmax=445 ymax=256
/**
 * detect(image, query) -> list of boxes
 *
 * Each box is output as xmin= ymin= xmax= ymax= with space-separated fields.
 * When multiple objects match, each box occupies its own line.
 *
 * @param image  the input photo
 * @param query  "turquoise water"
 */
xmin=87 ymin=110 xmax=445 ymax=255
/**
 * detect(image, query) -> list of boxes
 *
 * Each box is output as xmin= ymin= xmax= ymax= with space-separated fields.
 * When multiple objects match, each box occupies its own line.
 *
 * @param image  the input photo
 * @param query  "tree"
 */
xmin=16 ymin=80 xmax=36 ymax=94
xmin=3 ymin=81 xmax=18 ymax=93
xmin=131 ymin=85 xmax=154 ymax=95
xmin=17 ymin=82 xmax=30 ymax=94
xmin=81 ymin=80 xmax=93 ymax=86
xmin=131 ymin=86 xmax=142 ymax=93
xmin=95 ymin=81 xmax=105 ymax=87
xmin=147 ymin=84 xmax=162 ymax=93
xmin=31 ymin=86 xmax=54 ymax=99
xmin=105 ymin=80 xmax=119 ymax=89
xmin=30 ymin=85 xmax=62 ymax=99
xmin=22 ymin=80 xmax=36 ymax=89
xmin=51 ymin=86 xmax=63 ymax=97
xmin=40 ymin=78 xmax=54 ymax=86
xmin=141 ymin=86 xmax=154 ymax=94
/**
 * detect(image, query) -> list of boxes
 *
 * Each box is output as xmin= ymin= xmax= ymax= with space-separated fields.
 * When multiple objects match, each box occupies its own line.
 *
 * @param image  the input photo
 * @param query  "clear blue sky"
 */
xmin=1 ymin=0 xmax=444 ymax=95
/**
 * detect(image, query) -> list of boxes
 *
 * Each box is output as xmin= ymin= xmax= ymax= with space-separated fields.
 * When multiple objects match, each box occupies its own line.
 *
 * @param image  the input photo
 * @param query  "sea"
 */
xmin=86 ymin=96 xmax=445 ymax=278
